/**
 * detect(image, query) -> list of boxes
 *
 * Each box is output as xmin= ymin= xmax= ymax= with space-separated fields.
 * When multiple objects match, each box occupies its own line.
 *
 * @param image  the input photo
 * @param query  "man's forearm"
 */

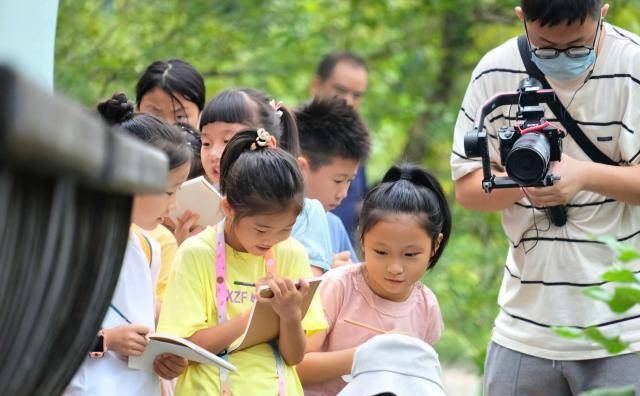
xmin=455 ymin=169 xmax=525 ymax=211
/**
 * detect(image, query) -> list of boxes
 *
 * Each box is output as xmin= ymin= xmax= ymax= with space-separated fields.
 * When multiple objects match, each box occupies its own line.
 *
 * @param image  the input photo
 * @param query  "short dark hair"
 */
xmin=295 ymin=97 xmax=371 ymax=170
xmin=521 ymin=0 xmax=601 ymax=27
xmin=316 ymin=52 xmax=367 ymax=82
xmin=359 ymin=164 xmax=452 ymax=269
xmin=220 ymin=130 xmax=305 ymax=220
xmin=135 ymin=59 xmax=206 ymax=111
xmin=199 ymin=88 xmax=300 ymax=157
xmin=97 ymin=92 xmax=192 ymax=170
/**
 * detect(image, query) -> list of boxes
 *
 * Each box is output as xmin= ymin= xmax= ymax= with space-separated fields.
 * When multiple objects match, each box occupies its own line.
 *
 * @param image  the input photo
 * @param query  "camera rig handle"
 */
xmin=469 ymin=86 xmax=566 ymax=227
xmin=471 ymin=89 xmax=556 ymax=193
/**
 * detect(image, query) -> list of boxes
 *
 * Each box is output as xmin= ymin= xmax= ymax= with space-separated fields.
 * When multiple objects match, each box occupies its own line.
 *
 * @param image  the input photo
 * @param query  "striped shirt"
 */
xmin=451 ymin=23 xmax=640 ymax=360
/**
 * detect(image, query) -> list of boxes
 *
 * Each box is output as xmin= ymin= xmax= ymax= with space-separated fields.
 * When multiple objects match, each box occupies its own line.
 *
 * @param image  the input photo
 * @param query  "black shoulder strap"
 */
xmin=516 ymin=35 xmax=618 ymax=166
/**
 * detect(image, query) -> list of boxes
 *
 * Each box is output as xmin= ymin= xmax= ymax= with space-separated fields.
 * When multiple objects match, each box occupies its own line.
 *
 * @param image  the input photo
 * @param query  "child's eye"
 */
xmin=176 ymin=115 xmax=188 ymax=123
xmin=374 ymin=249 xmax=387 ymax=256
xmin=405 ymin=252 xmax=421 ymax=257
xmin=202 ymin=142 xmax=210 ymax=147
xmin=334 ymin=179 xmax=346 ymax=184
xmin=166 ymin=191 xmax=175 ymax=196
xmin=223 ymin=139 xmax=230 ymax=144
xmin=255 ymin=229 xmax=267 ymax=234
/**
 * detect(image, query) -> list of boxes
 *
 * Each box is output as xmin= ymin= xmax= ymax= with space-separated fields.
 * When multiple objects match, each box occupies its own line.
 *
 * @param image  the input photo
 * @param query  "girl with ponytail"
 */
xmin=297 ymin=164 xmax=451 ymax=396
xmin=157 ymin=129 xmax=327 ymax=395
xmin=198 ymin=88 xmax=300 ymax=186
xmin=182 ymin=88 xmax=334 ymax=299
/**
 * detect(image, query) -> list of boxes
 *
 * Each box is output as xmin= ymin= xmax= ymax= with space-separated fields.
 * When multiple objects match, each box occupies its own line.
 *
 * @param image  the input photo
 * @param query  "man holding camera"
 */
xmin=451 ymin=1 xmax=640 ymax=394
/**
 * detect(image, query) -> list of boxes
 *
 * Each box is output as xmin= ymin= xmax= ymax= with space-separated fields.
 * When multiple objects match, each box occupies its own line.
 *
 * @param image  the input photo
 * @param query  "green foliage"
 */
xmin=54 ymin=0 xmax=640 ymax=374
xmin=580 ymin=385 xmax=636 ymax=396
xmin=553 ymin=239 xmax=640 ymax=355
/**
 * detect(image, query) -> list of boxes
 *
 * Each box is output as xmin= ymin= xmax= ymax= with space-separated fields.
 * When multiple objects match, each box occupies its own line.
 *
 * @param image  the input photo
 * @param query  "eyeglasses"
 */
xmin=525 ymin=15 xmax=603 ymax=59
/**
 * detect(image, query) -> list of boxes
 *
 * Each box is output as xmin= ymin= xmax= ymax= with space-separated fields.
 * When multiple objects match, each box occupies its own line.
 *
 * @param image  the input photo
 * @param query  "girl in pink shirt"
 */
xmin=297 ymin=164 xmax=451 ymax=396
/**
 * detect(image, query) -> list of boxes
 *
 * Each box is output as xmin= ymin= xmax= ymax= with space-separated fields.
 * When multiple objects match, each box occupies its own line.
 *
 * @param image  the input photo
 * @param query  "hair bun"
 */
xmin=381 ymin=165 xmax=404 ymax=183
xmin=381 ymin=164 xmax=441 ymax=193
xmin=97 ymin=92 xmax=135 ymax=125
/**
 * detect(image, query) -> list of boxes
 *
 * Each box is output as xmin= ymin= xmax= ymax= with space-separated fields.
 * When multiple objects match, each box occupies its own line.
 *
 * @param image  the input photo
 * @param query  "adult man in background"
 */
xmin=451 ymin=1 xmax=640 ymax=394
xmin=310 ymin=52 xmax=368 ymax=248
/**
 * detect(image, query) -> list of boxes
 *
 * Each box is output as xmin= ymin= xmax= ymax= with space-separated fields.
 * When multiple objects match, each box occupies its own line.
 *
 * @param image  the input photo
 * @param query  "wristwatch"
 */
xmin=89 ymin=329 xmax=108 ymax=358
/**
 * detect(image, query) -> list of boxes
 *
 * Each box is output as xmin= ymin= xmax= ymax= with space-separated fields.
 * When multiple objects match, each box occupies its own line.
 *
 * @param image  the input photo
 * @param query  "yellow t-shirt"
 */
xmin=157 ymin=226 xmax=327 ymax=396
xmin=148 ymin=224 xmax=178 ymax=305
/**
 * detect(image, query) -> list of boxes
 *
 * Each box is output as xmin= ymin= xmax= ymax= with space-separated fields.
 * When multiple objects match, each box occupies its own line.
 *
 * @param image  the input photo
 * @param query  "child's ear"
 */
xmin=310 ymin=77 xmax=321 ymax=97
xmin=297 ymin=156 xmax=310 ymax=177
xmin=221 ymin=197 xmax=234 ymax=220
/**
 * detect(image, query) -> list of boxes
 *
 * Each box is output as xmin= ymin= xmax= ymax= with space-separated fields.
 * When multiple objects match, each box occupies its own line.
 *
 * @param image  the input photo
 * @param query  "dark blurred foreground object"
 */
xmin=0 ymin=65 xmax=168 ymax=395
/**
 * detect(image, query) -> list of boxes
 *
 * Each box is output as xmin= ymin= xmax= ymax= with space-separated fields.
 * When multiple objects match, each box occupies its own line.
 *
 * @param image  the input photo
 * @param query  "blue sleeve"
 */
xmin=326 ymin=212 xmax=359 ymax=263
xmin=291 ymin=198 xmax=333 ymax=272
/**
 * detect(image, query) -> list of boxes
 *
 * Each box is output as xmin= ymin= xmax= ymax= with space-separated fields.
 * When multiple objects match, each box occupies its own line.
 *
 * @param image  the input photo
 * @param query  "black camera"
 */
xmin=463 ymin=78 xmax=567 ymax=226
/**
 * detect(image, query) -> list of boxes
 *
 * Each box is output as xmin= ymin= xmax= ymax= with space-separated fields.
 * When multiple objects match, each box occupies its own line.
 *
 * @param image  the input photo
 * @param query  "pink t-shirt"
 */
xmin=303 ymin=264 xmax=444 ymax=396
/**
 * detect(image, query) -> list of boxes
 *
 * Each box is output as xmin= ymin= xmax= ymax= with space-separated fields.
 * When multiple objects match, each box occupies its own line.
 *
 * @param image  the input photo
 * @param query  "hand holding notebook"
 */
xmin=228 ymin=277 xmax=322 ymax=353
xmin=128 ymin=333 xmax=236 ymax=373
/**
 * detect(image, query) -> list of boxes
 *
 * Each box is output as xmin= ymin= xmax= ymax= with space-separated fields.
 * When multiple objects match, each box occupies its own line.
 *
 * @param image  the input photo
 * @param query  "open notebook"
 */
xmin=228 ymin=277 xmax=322 ymax=353
xmin=169 ymin=176 xmax=224 ymax=227
xmin=128 ymin=333 xmax=236 ymax=373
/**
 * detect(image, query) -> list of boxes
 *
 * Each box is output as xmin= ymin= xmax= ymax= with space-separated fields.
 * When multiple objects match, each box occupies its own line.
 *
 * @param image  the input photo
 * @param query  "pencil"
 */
xmin=343 ymin=318 xmax=387 ymax=334
xmin=233 ymin=281 xmax=255 ymax=287
xmin=109 ymin=303 xmax=132 ymax=324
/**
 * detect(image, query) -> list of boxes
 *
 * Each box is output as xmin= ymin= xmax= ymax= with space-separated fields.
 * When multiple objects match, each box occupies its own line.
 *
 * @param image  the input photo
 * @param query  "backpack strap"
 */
xmin=516 ymin=35 xmax=618 ymax=167
xmin=131 ymin=226 xmax=153 ymax=266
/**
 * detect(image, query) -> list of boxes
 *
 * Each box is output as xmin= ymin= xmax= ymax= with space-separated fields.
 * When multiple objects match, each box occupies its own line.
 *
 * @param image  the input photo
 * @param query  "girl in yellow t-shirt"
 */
xmin=158 ymin=129 xmax=327 ymax=395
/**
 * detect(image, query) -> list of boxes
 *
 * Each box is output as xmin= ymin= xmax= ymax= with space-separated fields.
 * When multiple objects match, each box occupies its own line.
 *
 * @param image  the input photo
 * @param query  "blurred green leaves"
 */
xmin=553 ymin=239 xmax=640 ymax=355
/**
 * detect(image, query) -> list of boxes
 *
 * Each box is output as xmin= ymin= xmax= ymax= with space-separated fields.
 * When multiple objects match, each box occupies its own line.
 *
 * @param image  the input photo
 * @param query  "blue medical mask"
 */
xmin=531 ymin=51 xmax=596 ymax=81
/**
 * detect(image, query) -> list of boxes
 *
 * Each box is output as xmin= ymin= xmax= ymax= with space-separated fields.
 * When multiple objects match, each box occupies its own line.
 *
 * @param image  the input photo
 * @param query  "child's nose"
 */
xmin=336 ymin=185 xmax=349 ymax=200
xmin=387 ymin=259 xmax=404 ymax=275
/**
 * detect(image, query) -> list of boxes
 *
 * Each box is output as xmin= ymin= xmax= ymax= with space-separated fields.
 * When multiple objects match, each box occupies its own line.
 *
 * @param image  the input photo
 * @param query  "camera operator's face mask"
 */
xmin=525 ymin=15 xmax=603 ymax=81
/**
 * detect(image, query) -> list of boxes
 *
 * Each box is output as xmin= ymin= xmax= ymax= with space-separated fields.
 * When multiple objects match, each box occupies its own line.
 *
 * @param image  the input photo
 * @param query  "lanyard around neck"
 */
xmin=214 ymin=220 xmax=285 ymax=396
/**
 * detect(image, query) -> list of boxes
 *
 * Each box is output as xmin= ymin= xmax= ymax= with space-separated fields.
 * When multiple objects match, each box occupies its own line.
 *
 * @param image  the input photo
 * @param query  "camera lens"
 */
xmin=464 ymin=131 xmax=482 ymax=158
xmin=505 ymin=133 xmax=551 ymax=185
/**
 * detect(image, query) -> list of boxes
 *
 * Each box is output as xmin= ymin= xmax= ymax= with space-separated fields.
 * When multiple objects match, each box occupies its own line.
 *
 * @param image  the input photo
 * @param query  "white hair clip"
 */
xmin=255 ymin=128 xmax=272 ymax=148
xmin=269 ymin=99 xmax=284 ymax=119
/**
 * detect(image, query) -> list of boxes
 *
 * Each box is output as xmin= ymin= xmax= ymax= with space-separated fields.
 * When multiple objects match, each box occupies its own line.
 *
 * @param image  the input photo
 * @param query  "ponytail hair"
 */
xmin=199 ymin=88 xmax=300 ymax=156
xmin=220 ymin=130 xmax=304 ymax=220
xmin=359 ymin=164 xmax=452 ymax=269
xmin=97 ymin=92 xmax=192 ymax=170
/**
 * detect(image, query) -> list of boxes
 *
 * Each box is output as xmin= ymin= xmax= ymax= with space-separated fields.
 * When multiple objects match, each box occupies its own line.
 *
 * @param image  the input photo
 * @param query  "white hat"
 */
xmin=338 ymin=334 xmax=446 ymax=396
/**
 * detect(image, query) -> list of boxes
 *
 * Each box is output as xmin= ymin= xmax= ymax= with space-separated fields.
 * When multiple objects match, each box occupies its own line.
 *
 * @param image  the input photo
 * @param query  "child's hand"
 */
xmin=174 ymin=210 xmax=205 ymax=245
xmin=331 ymin=251 xmax=353 ymax=268
xmin=153 ymin=353 xmax=188 ymax=380
xmin=104 ymin=324 xmax=150 ymax=357
xmin=257 ymin=276 xmax=309 ymax=323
